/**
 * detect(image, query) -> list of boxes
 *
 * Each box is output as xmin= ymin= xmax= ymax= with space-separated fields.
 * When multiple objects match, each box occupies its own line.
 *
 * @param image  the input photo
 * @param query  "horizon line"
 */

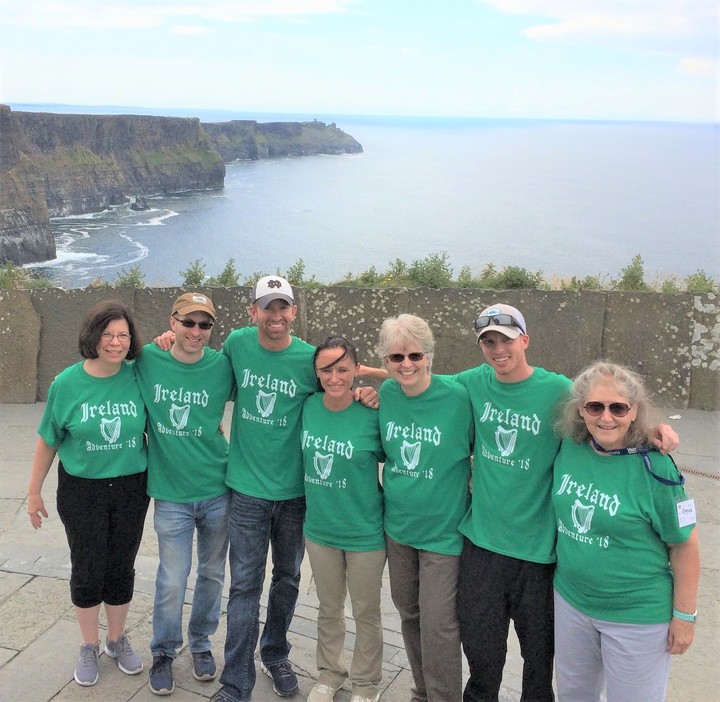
xmin=3 ymin=102 xmax=716 ymax=127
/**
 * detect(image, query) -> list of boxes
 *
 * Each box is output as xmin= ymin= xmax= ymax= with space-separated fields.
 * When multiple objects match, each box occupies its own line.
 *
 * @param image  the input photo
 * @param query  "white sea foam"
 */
xmin=136 ymin=209 xmax=180 ymax=226
xmin=50 ymin=211 xmax=107 ymax=221
xmin=117 ymin=233 xmax=150 ymax=262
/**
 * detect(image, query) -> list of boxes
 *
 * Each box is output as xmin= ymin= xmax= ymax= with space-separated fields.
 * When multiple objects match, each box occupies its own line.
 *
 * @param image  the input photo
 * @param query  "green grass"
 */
xmin=4 ymin=254 xmax=718 ymax=293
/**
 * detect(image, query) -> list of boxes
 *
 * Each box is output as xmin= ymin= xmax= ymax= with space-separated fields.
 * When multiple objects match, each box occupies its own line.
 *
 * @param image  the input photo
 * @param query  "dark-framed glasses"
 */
xmin=474 ymin=313 xmax=526 ymax=335
xmin=583 ymin=401 xmax=632 ymax=418
xmin=386 ymin=352 xmax=426 ymax=363
xmin=172 ymin=315 xmax=214 ymax=330
xmin=100 ymin=331 xmax=131 ymax=343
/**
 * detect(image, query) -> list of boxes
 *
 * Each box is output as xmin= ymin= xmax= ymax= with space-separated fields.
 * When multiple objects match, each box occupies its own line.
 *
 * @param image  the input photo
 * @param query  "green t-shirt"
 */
xmin=301 ymin=393 xmax=385 ymax=551
xmin=38 ymin=361 xmax=147 ymax=479
xmin=134 ymin=344 xmax=234 ymax=502
xmin=553 ymin=439 xmax=694 ymax=624
xmin=379 ymin=374 xmax=473 ymax=556
xmin=223 ymin=326 xmax=317 ymax=500
xmin=453 ymin=364 xmax=571 ymax=564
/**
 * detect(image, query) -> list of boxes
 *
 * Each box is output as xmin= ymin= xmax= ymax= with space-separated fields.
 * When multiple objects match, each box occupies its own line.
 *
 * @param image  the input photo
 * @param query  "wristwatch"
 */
xmin=672 ymin=608 xmax=697 ymax=623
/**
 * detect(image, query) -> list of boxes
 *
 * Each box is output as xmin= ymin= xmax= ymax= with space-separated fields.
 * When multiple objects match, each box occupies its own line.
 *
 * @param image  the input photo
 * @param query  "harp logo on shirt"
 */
xmin=571 ymin=500 xmax=595 ymax=534
xmin=256 ymin=390 xmax=277 ymax=417
xmin=170 ymin=403 xmax=190 ymax=431
xmin=100 ymin=416 xmax=121 ymax=444
xmin=401 ymin=440 xmax=421 ymax=471
xmin=495 ymin=425 xmax=517 ymax=457
xmin=314 ymin=452 xmax=333 ymax=480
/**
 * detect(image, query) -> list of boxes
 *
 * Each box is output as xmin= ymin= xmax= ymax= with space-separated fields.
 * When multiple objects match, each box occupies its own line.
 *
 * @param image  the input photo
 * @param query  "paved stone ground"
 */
xmin=0 ymin=404 xmax=717 ymax=701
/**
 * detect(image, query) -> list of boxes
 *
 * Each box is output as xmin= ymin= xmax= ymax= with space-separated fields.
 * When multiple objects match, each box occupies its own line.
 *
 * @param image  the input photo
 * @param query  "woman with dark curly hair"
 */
xmin=553 ymin=361 xmax=699 ymax=702
xmin=27 ymin=299 xmax=150 ymax=687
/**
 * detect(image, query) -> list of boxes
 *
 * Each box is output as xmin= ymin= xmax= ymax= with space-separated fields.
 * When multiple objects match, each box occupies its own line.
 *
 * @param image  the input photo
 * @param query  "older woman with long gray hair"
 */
xmin=552 ymin=360 xmax=699 ymax=702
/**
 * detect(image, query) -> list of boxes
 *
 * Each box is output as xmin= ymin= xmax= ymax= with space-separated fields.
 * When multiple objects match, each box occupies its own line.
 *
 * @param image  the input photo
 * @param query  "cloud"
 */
xmin=170 ymin=24 xmax=213 ymax=36
xmin=677 ymin=57 xmax=716 ymax=77
xmin=0 ymin=0 xmax=359 ymax=31
xmin=476 ymin=0 xmax=717 ymax=56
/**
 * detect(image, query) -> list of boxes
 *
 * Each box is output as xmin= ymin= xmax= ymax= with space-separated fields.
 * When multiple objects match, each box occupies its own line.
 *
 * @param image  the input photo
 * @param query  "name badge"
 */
xmin=676 ymin=498 xmax=697 ymax=528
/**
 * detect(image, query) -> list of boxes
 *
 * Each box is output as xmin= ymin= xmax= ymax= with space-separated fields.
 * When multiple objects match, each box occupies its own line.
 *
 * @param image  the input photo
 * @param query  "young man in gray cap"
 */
xmin=453 ymin=303 xmax=678 ymax=702
xmin=135 ymin=292 xmax=235 ymax=696
xmin=213 ymin=276 xmax=381 ymax=702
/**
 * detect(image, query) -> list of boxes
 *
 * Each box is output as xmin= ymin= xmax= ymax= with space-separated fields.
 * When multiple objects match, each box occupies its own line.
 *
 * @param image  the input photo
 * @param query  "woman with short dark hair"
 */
xmin=27 ymin=299 xmax=149 ymax=687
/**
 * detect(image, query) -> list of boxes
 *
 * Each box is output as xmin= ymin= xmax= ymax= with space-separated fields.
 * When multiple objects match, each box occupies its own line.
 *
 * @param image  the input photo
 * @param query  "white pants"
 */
xmin=554 ymin=590 xmax=671 ymax=702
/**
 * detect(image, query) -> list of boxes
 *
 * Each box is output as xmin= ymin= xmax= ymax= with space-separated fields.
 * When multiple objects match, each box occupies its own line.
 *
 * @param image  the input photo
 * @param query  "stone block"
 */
xmin=603 ymin=292 xmax=694 ymax=406
xmin=0 ymin=290 xmax=40 ymax=403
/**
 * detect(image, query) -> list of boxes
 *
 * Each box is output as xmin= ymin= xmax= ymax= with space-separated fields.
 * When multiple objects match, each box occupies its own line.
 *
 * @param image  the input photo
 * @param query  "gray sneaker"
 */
xmin=105 ymin=631 xmax=143 ymax=675
xmin=74 ymin=642 xmax=100 ymax=686
xmin=192 ymin=650 xmax=217 ymax=681
xmin=149 ymin=654 xmax=175 ymax=696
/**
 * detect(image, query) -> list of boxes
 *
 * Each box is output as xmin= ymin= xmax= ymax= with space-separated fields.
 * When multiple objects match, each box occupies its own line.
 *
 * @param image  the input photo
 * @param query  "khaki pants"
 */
xmin=306 ymin=539 xmax=386 ymax=697
xmin=386 ymin=536 xmax=462 ymax=702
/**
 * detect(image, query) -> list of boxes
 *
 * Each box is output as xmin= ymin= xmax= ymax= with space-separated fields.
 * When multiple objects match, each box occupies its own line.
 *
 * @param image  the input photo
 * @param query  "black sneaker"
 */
xmin=149 ymin=654 xmax=175 ymax=696
xmin=192 ymin=650 xmax=217 ymax=681
xmin=261 ymin=661 xmax=299 ymax=697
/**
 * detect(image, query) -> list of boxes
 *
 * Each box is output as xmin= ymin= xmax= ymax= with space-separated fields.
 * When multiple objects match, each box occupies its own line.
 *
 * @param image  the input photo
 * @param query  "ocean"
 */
xmin=14 ymin=105 xmax=719 ymax=289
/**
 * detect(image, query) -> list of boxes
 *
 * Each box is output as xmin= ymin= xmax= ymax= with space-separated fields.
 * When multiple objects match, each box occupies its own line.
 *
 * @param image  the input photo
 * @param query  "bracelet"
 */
xmin=672 ymin=608 xmax=697 ymax=622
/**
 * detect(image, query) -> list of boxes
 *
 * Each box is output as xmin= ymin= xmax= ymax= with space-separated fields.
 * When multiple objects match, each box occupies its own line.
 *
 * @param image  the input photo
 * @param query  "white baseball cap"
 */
xmin=253 ymin=275 xmax=294 ymax=308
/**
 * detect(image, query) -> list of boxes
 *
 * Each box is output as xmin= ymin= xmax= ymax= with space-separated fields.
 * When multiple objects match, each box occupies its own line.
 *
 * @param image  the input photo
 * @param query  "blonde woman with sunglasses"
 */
xmin=375 ymin=314 xmax=474 ymax=702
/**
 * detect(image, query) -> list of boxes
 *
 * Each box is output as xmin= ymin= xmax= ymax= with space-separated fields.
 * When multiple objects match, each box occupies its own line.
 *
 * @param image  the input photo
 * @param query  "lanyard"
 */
xmin=590 ymin=439 xmax=685 ymax=487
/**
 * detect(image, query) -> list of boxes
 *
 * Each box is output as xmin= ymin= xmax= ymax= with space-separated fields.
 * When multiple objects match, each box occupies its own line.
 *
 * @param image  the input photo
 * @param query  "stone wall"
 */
xmin=0 ymin=287 xmax=718 ymax=409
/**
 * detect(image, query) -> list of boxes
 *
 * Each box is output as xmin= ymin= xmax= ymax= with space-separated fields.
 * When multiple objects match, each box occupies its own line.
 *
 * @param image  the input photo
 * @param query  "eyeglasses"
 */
xmin=583 ymin=402 xmax=632 ymax=418
xmin=172 ymin=315 xmax=214 ymax=330
xmin=100 ymin=331 xmax=131 ymax=343
xmin=474 ymin=313 xmax=526 ymax=335
xmin=386 ymin=352 xmax=426 ymax=363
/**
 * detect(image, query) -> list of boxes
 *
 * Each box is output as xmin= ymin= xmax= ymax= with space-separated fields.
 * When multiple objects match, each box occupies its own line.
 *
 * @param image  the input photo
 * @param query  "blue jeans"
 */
xmin=218 ymin=490 xmax=306 ymax=702
xmin=151 ymin=493 xmax=231 ymax=658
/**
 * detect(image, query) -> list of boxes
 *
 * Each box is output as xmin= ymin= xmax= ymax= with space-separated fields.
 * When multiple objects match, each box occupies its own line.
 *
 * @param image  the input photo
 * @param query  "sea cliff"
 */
xmin=0 ymin=105 xmax=225 ymax=265
xmin=201 ymin=119 xmax=363 ymax=160
xmin=0 ymin=107 xmax=361 ymax=266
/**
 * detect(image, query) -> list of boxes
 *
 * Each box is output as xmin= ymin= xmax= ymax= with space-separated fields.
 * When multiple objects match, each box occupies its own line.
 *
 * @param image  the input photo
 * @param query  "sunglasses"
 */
xmin=474 ymin=313 xmax=526 ymax=335
xmin=583 ymin=402 xmax=632 ymax=418
xmin=172 ymin=315 xmax=214 ymax=330
xmin=386 ymin=352 xmax=426 ymax=363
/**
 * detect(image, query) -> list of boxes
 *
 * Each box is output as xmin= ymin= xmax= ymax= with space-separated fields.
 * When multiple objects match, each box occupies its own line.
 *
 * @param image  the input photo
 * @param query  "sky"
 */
xmin=0 ymin=0 xmax=717 ymax=122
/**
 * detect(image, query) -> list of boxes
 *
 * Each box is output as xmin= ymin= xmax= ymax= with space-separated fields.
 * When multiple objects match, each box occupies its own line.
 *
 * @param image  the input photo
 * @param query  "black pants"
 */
xmin=57 ymin=462 xmax=149 ymax=608
xmin=458 ymin=539 xmax=555 ymax=702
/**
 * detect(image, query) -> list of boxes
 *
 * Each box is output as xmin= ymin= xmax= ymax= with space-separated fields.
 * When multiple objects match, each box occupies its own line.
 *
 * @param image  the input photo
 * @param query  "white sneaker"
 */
xmin=308 ymin=682 xmax=339 ymax=701
xmin=350 ymin=693 xmax=380 ymax=702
